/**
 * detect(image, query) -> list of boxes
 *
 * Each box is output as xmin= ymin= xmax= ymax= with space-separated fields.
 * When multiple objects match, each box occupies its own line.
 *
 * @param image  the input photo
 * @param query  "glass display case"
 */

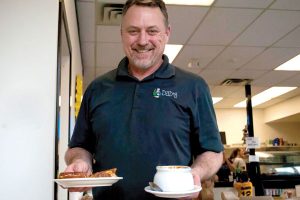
xmin=256 ymin=146 xmax=300 ymax=196
xmin=257 ymin=148 xmax=300 ymax=176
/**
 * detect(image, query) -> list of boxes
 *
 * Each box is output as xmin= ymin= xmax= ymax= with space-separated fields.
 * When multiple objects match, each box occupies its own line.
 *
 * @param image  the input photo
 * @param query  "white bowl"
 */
xmin=153 ymin=166 xmax=194 ymax=192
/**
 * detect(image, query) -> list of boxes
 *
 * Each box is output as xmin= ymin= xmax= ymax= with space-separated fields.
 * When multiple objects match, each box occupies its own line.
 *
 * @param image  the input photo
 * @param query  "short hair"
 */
xmin=122 ymin=0 xmax=169 ymax=27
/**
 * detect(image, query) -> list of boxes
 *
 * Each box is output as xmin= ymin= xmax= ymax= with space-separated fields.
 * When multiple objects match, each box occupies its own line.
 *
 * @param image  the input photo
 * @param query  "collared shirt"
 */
xmin=69 ymin=55 xmax=223 ymax=200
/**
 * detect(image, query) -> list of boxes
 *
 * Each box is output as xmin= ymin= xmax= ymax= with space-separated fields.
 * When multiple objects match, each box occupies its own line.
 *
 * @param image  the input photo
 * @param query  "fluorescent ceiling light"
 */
xmin=164 ymin=0 xmax=215 ymax=6
xmin=212 ymin=97 xmax=223 ymax=104
xmin=164 ymin=44 xmax=183 ymax=63
xmin=274 ymin=54 xmax=300 ymax=71
xmin=234 ymin=87 xmax=297 ymax=108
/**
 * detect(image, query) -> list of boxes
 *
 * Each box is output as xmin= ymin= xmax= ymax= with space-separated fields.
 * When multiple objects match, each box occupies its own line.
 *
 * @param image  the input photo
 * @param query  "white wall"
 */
xmin=0 ymin=0 xmax=59 ymax=199
xmin=215 ymin=108 xmax=300 ymax=146
xmin=264 ymin=95 xmax=300 ymax=123
xmin=58 ymin=1 xmax=84 ymax=199
xmin=0 ymin=0 xmax=83 ymax=200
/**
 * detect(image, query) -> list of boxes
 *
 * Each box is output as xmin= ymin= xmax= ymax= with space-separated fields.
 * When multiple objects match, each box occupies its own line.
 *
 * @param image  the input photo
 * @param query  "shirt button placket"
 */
xmin=132 ymin=82 xmax=141 ymax=110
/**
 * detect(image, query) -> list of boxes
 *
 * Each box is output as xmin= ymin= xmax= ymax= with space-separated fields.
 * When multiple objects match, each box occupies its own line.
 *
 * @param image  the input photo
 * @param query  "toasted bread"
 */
xmin=90 ymin=168 xmax=117 ymax=178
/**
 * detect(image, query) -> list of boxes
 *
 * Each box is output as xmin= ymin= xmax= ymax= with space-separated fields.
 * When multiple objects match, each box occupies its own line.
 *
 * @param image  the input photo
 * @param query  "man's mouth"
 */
xmin=135 ymin=49 xmax=151 ymax=53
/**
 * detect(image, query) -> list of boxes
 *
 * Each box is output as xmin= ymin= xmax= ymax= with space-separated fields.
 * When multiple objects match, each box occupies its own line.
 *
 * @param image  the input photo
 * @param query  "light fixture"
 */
xmin=212 ymin=97 xmax=223 ymax=104
xmin=188 ymin=58 xmax=200 ymax=68
xmin=164 ymin=44 xmax=183 ymax=63
xmin=164 ymin=0 xmax=215 ymax=6
xmin=274 ymin=54 xmax=300 ymax=71
xmin=234 ymin=86 xmax=297 ymax=108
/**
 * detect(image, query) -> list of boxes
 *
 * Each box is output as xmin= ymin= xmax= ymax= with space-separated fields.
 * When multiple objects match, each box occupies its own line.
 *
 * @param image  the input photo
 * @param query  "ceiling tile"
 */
xmin=77 ymin=1 xmax=95 ymax=42
xmin=211 ymin=85 xmax=242 ymax=97
xmin=177 ymin=67 xmax=201 ymax=75
xmin=206 ymin=46 xmax=265 ymax=69
xmin=241 ymin=47 xmax=300 ymax=70
xmin=167 ymin=5 xmax=209 ymax=44
xmin=81 ymin=42 xmax=95 ymax=67
xmin=96 ymin=42 xmax=124 ymax=67
xmin=273 ymin=26 xmax=300 ymax=47
xmin=229 ymin=69 xmax=267 ymax=80
xmin=172 ymin=45 xmax=225 ymax=69
xmin=214 ymin=0 xmax=273 ymax=9
xmin=188 ymin=8 xmax=262 ymax=45
xmin=252 ymin=70 xmax=296 ymax=86
xmin=96 ymin=25 xmax=121 ymax=42
xmin=279 ymin=73 xmax=300 ymax=86
xmin=232 ymin=10 xmax=300 ymax=46
xmin=249 ymin=86 xmax=270 ymax=96
xmin=270 ymin=0 xmax=300 ymax=10
xmin=199 ymin=68 xmax=235 ymax=85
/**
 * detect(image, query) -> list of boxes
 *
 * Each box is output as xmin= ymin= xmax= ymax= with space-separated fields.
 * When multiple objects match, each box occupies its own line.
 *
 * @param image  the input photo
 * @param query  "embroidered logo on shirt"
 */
xmin=153 ymin=88 xmax=177 ymax=99
xmin=153 ymin=88 xmax=161 ymax=98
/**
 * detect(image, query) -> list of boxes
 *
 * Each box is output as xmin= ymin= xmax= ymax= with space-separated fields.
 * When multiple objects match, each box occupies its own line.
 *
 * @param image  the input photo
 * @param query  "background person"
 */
xmin=63 ymin=0 xmax=223 ymax=199
xmin=225 ymin=148 xmax=247 ymax=173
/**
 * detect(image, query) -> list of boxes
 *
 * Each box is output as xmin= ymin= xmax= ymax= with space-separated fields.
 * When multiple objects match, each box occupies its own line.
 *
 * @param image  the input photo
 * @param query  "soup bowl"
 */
xmin=153 ymin=165 xmax=194 ymax=192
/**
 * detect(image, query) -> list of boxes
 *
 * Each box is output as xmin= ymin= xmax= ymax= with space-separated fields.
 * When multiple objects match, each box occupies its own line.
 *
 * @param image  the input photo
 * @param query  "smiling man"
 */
xmin=64 ymin=0 xmax=223 ymax=199
xmin=121 ymin=2 xmax=170 ymax=80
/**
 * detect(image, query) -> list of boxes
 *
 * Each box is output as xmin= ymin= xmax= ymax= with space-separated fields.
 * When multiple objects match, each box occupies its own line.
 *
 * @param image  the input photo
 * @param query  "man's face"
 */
xmin=121 ymin=5 xmax=170 ymax=70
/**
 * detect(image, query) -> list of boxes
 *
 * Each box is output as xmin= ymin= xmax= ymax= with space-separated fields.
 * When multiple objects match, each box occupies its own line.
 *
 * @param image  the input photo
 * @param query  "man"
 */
xmin=64 ymin=0 xmax=223 ymax=199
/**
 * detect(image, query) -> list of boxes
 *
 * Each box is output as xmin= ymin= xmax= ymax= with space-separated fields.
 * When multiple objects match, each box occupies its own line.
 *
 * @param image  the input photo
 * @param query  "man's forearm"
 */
xmin=65 ymin=147 xmax=93 ymax=166
xmin=191 ymin=151 xmax=223 ymax=181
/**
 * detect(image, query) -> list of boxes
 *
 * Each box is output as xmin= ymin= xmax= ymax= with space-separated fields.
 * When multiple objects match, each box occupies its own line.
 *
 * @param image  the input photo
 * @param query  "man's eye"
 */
xmin=148 ymin=30 xmax=159 ymax=35
xmin=128 ymin=30 xmax=138 ymax=35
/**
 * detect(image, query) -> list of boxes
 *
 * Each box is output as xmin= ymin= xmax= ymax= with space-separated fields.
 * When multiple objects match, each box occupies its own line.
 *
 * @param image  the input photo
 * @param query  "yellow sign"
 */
xmin=75 ymin=75 xmax=83 ymax=118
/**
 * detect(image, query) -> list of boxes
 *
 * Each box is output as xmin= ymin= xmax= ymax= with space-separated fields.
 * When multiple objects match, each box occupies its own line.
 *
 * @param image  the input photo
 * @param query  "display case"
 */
xmin=258 ymin=147 xmax=300 ymax=176
xmin=257 ymin=146 xmax=300 ymax=196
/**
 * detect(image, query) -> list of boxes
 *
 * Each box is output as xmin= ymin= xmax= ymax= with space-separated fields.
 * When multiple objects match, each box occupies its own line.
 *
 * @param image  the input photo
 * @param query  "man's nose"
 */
xmin=137 ymin=31 xmax=149 ymax=45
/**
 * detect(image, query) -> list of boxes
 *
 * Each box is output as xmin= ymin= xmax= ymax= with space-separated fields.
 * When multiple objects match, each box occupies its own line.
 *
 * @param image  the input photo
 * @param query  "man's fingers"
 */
xmin=68 ymin=187 xmax=91 ymax=193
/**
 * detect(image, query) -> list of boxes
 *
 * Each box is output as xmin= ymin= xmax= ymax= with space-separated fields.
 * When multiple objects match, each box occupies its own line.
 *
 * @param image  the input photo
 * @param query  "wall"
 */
xmin=58 ymin=1 xmax=84 ymax=199
xmin=0 ymin=0 xmax=58 ymax=199
xmin=215 ymin=108 xmax=300 ymax=146
xmin=0 ymin=0 xmax=83 ymax=199
xmin=264 ymin=95 xmax=300 ymax=123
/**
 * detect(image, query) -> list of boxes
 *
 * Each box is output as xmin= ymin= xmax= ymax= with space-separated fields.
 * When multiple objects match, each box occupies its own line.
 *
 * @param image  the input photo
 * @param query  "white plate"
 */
xmin=144 ymin=185 xmax=202 ymax=198
xmin=54 ymin=177 xmax=123 ymax=188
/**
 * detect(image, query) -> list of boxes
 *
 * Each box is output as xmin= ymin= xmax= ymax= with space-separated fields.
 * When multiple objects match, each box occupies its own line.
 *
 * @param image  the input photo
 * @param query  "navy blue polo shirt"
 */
xmin=69 ymin=55 xmax=223 ymax=200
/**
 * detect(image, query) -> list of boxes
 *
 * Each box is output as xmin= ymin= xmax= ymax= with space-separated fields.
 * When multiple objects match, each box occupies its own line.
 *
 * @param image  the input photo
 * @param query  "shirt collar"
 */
xmin=117 ymin=55 xmax=175 ymax=80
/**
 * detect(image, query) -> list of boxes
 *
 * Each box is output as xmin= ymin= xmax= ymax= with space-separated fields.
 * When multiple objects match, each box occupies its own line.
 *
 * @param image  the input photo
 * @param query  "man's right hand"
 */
xmin=63 ymin=147 xmax=93 ymax=192
xmin=64 ymin=159 xmax=93 ymax=192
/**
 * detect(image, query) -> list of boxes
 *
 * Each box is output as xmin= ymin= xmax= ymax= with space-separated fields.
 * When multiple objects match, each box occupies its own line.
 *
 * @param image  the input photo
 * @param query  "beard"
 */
xmin=129 ymin=46 xmax=162 ymax=70
xmin=131 ymin=56 xmax=156 ymax=70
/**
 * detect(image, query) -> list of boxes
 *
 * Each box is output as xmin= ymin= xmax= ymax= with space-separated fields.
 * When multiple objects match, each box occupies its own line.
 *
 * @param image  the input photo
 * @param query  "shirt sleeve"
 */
xmin=191 ymin=78 xmax=224 ymax=156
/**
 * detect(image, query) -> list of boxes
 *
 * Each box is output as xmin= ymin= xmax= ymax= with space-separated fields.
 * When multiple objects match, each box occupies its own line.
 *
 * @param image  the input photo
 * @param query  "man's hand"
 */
xmin=63 ymin=148 xmax=93 ymax=192
xmin=64 ymin=159 xmax=93 ymax=192
xmin=178 ymin=170 xmax=201 ymax=200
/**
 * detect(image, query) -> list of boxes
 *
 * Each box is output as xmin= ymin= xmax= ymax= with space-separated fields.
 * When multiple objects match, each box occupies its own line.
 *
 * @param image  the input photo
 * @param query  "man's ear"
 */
xmin=165 ymin=25 xmax=171 ymax=42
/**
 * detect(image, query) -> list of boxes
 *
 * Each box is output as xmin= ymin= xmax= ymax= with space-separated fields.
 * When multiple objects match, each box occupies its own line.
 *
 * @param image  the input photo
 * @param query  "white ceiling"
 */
xmin=76 ymin=0 xmax=300 ymax=109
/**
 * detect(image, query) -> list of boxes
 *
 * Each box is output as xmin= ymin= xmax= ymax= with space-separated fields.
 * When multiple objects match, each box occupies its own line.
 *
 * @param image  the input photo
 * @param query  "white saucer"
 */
xmin=54 ymin=177 xmax=123 ymax=188
xmin=144 ymin=185 xmax=202 ymax=198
